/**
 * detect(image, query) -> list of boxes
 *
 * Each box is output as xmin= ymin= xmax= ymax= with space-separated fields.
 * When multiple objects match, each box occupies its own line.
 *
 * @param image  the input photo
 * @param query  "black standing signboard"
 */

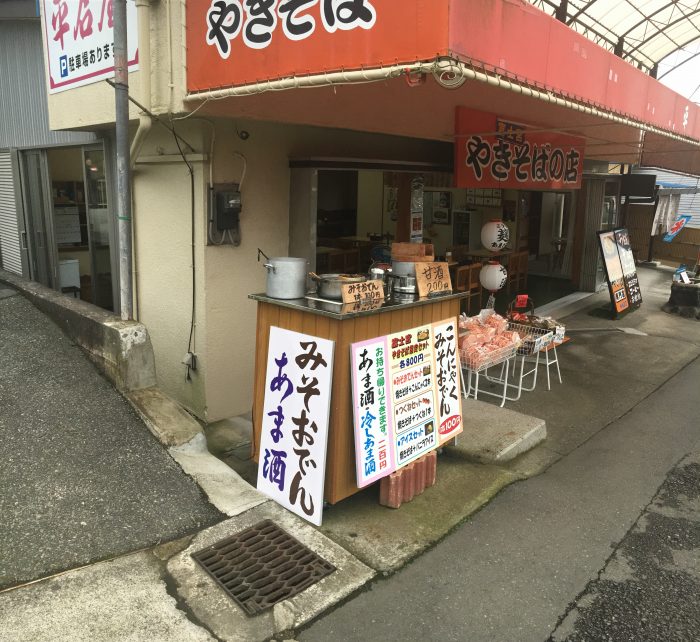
xmin=614 ymin=229 xmax=642 ymax=309
xmin=597 ymin=228 xmax=643 ymax=319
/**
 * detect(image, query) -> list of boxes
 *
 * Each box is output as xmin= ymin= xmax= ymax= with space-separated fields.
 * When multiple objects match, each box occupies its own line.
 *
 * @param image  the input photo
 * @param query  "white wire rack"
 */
xmin=459 ymin=341 xmax=519 ymax=408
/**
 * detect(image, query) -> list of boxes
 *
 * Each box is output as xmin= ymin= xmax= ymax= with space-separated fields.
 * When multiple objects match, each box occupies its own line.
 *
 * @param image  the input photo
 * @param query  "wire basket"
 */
xmin=459 ymin=343 xmax=519 ymax=372
xmin=507 ymin=322 xmax=555 ymax=356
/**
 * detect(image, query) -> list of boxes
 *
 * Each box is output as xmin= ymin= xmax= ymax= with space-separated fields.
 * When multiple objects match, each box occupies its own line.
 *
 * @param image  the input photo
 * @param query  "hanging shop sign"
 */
xmin=454 ymin=108 xmax=585 ymax=191
xmin=351 ymin=318 xmax=462 ymax=488
xmin=42 ymin=0 xmax=139 ymax=94
xmin=257 ymin=327 xmax=334 ymax=526
xmin=597 ymin=228 xmax=642 ymax=318
xmin=186 ymin=0 xmax=447 ymax=93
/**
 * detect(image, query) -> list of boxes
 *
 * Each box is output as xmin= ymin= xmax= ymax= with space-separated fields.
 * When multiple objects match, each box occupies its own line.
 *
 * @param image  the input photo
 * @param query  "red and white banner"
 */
xmin=186 ymin=0 xmax=448 ymax=93
xmin=185 ymin=0 xmax=700 ymax=145
xmin=454 ymin=107 xmax=585 ymax=190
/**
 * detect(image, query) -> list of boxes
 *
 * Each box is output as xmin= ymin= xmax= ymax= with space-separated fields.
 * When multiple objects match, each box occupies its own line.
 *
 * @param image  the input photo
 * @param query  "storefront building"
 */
xmin=0 ymin=2 xmax=120 ymax=311
xmin=32 ymin=0 xmax=700 ymax=425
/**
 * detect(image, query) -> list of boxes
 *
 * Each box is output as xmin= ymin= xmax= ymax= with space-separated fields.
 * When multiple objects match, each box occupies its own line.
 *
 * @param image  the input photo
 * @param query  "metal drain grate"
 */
xmin=191 ymin=519 xmax=336 ymax=616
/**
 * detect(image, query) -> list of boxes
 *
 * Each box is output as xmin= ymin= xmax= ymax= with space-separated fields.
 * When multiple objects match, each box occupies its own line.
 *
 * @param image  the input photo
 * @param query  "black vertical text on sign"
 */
xmin=614 ymin=228 xmax=642 ymax=313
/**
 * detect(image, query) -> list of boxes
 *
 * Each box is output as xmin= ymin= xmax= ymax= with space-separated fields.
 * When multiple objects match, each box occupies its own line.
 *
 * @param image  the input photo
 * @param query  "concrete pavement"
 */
xmin=299 ymin=354 xmax=700 ymax=641
xmin=2 ymin=265 xmax=699 ymax=641
xmin=0 ymin=289 xmax=223 ymax=590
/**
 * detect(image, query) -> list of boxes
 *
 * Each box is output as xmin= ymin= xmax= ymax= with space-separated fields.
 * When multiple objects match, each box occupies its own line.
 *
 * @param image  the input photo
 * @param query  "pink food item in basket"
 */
xmin=500 ymin=330 xmax=521 ymax=346
xmin=458 ymin=315 xmax=481 ymax=331
xmin=484 ymin=313 xmax=508 ymax=334
xmin=459 ymin=333 xmax=485 ymax=349
xmin=491 ymin=335 xmax=511 ymax=349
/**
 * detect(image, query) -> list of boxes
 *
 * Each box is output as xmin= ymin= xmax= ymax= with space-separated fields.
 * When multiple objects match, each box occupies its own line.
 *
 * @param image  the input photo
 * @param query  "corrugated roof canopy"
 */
xmin=530 ymin=0 xmax=700 ymax=74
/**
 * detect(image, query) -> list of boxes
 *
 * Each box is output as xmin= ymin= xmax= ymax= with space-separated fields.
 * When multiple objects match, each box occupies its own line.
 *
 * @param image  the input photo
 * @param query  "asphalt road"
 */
xmin=0 ymin=291 xmax=223 ymax=590
xmin=300 ymin=355 xmax=700 ymax=642
xmin=551 ymin=452 xmax=700 ymax=642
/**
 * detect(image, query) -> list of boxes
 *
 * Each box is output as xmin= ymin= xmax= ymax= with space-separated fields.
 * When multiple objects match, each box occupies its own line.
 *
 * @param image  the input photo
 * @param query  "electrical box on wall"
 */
xmin=208 ymin=183 xmax=241 ymax=246
xmin=215 ymin=188 xmax=241 ymax=230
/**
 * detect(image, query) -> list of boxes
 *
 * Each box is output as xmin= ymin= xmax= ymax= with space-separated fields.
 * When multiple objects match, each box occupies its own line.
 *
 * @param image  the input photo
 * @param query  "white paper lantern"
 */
xmin=481 ymin=220 xmax=510 ymax=251
xmin=480 ymin=262 xmax=508 ymax=292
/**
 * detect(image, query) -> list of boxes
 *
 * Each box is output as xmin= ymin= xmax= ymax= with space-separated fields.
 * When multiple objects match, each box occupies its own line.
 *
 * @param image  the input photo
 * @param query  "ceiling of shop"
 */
xmin=529 ymin=0 xmax=700 ymax=74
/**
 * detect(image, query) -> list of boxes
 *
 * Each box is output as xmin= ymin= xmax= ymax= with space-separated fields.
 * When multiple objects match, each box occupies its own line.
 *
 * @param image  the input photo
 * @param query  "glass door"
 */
xmin=20 ymin=149 xmax=55 ymax=288
xmin=82 ymin=146 xmax=115 ymax=311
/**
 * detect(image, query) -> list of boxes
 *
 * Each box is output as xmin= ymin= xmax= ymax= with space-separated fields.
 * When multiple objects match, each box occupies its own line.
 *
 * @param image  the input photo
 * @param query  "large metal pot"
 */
xmin=388 ymin=273 xmax=417 ymax=294
xmin=392 ymin=260 xmax=417 ymax=277
xmin=310 ymin=273 xmax=366 ymax=300
xmin=263 ymin=257 xmax=308 ymax=299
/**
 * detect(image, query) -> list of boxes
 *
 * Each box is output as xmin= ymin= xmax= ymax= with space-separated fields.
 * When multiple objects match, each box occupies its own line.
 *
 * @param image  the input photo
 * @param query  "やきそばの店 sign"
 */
xmin=257 ymin=327 xmax=334 ymax=525
xmin=455 ymin=108 xmax=585 ymax=190
xmin=351 ymin=318 xmax=463 ymax=488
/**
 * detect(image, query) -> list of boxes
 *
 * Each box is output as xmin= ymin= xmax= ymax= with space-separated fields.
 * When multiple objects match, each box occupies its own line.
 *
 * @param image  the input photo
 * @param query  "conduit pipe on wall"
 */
xmin=129 ymin=0 xmax=153 ymax=169
xmin=183 ymin=58 xmax=700 ymax=149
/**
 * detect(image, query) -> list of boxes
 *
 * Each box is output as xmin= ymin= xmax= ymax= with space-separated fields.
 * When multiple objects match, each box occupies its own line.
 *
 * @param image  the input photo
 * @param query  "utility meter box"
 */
xmin=213 ymin=183 xmax=241 ymax=231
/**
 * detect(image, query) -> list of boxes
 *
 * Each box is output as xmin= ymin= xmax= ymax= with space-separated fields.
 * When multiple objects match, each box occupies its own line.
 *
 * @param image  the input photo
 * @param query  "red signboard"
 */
xmin=454 ymin=107 xmax=585 ymax=190
xmin=185 ymin=0 xmax=700 ymax=147
xmin=186 ymin=0 xmax=449 ymax=93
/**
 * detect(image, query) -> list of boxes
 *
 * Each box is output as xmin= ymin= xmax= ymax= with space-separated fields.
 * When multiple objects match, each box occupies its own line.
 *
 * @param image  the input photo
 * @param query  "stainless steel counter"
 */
xmin=249 ymin=291 xmax=467 ymax=320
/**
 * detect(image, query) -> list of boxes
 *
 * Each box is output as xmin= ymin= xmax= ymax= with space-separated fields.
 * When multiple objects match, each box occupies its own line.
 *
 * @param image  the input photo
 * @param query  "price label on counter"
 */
xmin=341 ymin=280 xmax=385 ymax=304
xmin=415 ymin=262 xmax=452 ymax=298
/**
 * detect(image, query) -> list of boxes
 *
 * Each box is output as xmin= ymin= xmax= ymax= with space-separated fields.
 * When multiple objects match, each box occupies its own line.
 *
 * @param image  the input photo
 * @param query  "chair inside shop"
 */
xmin=507 ymin=251 xmax=529 ymax=294
xmin=455 ymin=262 xmax=483 ymax=315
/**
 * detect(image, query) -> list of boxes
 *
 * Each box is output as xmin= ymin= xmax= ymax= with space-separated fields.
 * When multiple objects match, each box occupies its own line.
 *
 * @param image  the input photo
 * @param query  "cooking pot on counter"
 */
xmin=259 ymin=252 xmax=308 ymax=299
xmin=310 ymin=273 xmax=366 ymax=300
xmin=388 ymin=273 xmax=417 ymax=294
xmin=392 ymin=260 xmax=417 ymax=277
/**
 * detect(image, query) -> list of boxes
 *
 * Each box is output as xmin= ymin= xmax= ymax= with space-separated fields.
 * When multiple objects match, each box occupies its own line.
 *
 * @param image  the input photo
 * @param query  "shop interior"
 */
xmin=46 ymin=146 xmax=114 ymax=311
xmin=314 ymin=169 xmax=581 ymax=311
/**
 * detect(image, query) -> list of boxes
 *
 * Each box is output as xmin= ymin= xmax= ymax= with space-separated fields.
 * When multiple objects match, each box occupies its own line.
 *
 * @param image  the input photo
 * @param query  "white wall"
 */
xmin=132 ymin=117 xmax=450 ymax=422
xmin=132 ymin=124 xmax=209 ymax=418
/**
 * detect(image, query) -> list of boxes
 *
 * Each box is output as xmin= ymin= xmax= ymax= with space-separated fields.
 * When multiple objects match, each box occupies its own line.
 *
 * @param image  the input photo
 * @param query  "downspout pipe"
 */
xmin=114 ymin=0 xmax=133 ymax=320
xmin=130 ymin=0 xmax=153 ymax=168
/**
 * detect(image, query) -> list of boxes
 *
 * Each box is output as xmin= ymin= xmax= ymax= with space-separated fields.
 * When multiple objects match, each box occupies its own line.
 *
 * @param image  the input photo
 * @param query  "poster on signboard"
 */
xmin=432 ymin=319 xmax=463 ymax=442
xmin=388 ymin=324 xmax=437 ymax=468
xmin=598 ymin=230 xmax=629 ymax=316
xmin=614 ymin=228 xmax=642 ymax=311
xmin=257 ymin=327 xmax=334 ymax=526
xmin=42 ymin=0 xmax=139 ymax=94
xmin=350 ymin=339 xmax=394 ymax=488
xmin=597 ymin=229 xmax=644 ymax=318
xmin=351 ymin=318 xmax=463 ymax=487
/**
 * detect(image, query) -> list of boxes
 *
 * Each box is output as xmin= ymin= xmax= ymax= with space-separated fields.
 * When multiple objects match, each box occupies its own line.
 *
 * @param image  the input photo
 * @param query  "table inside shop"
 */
xmin=249 ymin=291 xmax=468 ymax=504
xmin=463 ymin=248 xmax=514 ymax=263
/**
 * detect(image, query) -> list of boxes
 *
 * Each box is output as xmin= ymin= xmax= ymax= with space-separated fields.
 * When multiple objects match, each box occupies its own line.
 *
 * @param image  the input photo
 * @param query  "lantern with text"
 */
xmin=481 ymin=220 xmax=510 ymax=252
xmin=480 ymin=262 xmax=508 ymax=293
